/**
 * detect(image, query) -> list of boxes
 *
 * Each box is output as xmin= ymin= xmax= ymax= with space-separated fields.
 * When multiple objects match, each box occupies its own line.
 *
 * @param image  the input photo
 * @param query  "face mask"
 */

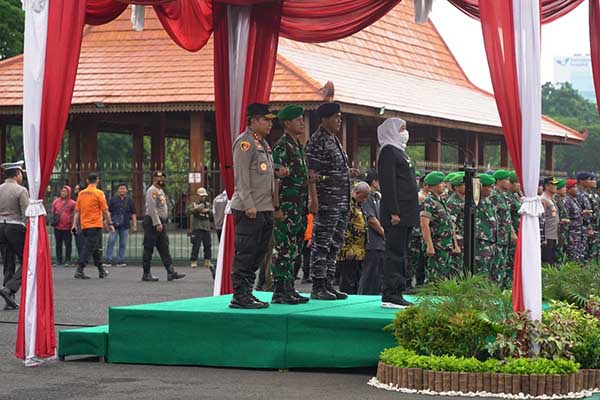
xmin=399 ymin=130 xmax=410 ymax=145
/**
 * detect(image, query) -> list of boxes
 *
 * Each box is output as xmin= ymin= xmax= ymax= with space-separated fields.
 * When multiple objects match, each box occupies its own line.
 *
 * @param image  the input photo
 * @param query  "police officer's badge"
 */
xmin=259 ymin=162 xmax=268 ymax=172
xmin=240 ymin=141 xmax=251 ymax=152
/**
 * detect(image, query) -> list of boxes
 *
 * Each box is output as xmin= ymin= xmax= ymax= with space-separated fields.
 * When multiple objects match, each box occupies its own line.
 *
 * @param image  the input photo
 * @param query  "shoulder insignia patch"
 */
xmin=240 ymin=141 xmax=251 ymax=152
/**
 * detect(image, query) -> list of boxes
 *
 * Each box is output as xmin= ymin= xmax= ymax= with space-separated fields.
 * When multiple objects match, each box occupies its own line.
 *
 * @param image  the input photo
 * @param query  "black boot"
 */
xmin=0 ymin=287 xmax=18 ymax=309
xmin=230 ymin=288 xmax=270 ymax=309
xmin=74 ymin=266 xmax=91 ymax=280
xmin=98 ymin=266 xmax=109 ymax=279
xmin=286 ymin=281 xmax=309 ymax=304
xmin=326 ymin=278 xmax=348 ymax=300
xmin=271 ymin=281 xmax=300 ymax=305
xmin=310 ymin=278 xmax=337 ymax=300
xmin=142 ymin=272 xmax=159 ymax=282
xmin=167 ymin=267 xmax=186 ymax=281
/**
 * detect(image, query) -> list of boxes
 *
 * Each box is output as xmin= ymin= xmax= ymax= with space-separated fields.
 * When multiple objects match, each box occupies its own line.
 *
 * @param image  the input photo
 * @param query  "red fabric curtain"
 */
xmin=280 ymin=0 xmax=401 ymax=42
xmin=478 ymin=1 xmax=524 ymax=311
xmin=16 ymin=0 xmax=89 ymax=360
xmin=154 ymin=0 xmax=214 ymax=52
xmin=448 ymin=0 xmax=584 ymax=24
xmin=590 ymin=0 xmax=600 ymax=116
xmin=86 ymin=0 xmax=129 ymax=25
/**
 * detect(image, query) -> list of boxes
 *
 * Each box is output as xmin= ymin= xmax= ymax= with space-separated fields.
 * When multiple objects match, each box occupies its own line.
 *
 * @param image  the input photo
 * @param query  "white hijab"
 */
xmin=377 ymin=118 xmax=409 ymax=152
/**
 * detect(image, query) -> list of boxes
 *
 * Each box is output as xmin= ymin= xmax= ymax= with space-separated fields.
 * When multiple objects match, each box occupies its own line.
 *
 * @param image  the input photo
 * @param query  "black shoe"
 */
xmin=230 ymin=294 xmax=269 ymax=309
xmin=326 ymin=280 xmax=348 ymax=300
xmin=381 ymin=294 xmax=413 ymax=309
xmin=286 ymin=281 xmax=309 ymax=304
xmin=249 ymin=294 xmax=269 ymax=307
xmin=310 ymin=278 xmax=337 ymax=300
xmin=142 ymin=273 xmax=159 ymax=282
xmin=0 ymin=287 xmax=18 ymax=309
xmin=271 ymin=281 xmax=300 ymax=305
xmin=167 ymin=270 xmax=186 ymax=281
xmin=98 ymin=267 xmax=109 ymax=279
xmin=74 ymin=268 xmax=91 ymax=279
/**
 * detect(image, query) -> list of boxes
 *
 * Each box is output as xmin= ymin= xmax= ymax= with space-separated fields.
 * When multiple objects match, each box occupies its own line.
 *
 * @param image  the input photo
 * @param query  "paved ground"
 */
xmin=0 ymin=266 xmax=484 ymax=400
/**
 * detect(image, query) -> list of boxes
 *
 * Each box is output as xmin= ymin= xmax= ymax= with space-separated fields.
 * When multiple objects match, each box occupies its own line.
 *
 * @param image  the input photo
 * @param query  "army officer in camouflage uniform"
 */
xmin=474 ymin=173 xmax=498 ymax=277
xmin=421 ymin=171 xmax=461 ymax=281
xmin=305 ymin=102 xmax=358 ymax=300
xmin=271 ymin=105 xmax=310 ymax=305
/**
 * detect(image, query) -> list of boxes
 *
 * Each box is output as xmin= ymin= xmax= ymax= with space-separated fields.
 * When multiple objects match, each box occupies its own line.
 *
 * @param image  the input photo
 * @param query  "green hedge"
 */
xmin=380 ymin=347 xmax=579 ymax=375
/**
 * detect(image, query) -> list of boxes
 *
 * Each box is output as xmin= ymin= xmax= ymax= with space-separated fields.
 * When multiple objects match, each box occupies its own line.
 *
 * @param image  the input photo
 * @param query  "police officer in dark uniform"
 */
xmin=141 ymin=171 xmax=186 ymax=282
xmin=230 ymin=103 xmax=284 ymax=309
xmin=305 ymin=102 xmax=359 ymax=300
xmin=0 ymin=161 xmax=29 ymax=310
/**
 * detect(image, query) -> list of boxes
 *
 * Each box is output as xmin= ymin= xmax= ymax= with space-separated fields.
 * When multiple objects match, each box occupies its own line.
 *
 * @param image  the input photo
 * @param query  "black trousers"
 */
xmin=382 ymin=225 xmax=412 ymax=296
xmin=190 ymin=229 xmax=212 ymax=261
xmin=231 ymin=209 xmax=273 ymax=295
xmin=78 ymin=228 xmax=103 ymax=269
xmin=359 ymin=249 xmax=385 ymax=295
xmin=541 ymin=239 xmax=557 ymax=265
xmin=338 ymin=259 xmax=362 ymax=294
xmin=0 ymin=223 xmax=25 ymax=293
xmin=54 ymin=228 xmax=72 ymax=264
xmin=2 ymin=247 xmax=16 ymax=287
xmin=216 ymin=229 xmax=222 ymax=242
xmin=142 ymin=216 xmax=172 ymax=273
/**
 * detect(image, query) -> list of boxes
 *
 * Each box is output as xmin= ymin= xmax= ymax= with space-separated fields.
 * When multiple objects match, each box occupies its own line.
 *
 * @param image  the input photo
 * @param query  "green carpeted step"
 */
xmin=58 ymin=325 xmax=109 ymax=360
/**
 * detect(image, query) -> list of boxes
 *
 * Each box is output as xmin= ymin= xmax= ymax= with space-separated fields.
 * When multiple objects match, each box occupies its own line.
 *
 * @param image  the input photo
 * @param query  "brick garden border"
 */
xmin=376 ymin=363 xmax=600 ymax=396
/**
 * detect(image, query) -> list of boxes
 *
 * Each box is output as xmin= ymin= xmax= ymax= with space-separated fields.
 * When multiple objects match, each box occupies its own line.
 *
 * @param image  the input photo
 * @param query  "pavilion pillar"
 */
xmin=425 ymin=127 xmax=441 ymax=170
xmin=189 ymin=112 xmax=206 ymax=195
xmin=80 ymin=117 xmax=98 ymax=178
xmin=0 ymin=123 xmax=6 ymax=180
xmin=302 ymin=113 xmax=311 ymax=144
xmin=545 ymin=142 xmax=554 ymax=173
xmin=340 ymin=117 xmax=348 ymax=153
xmin=349 ymin=116 xmax=359 ymax=168
xmin=500 ymin=140 xmax=508 ymax=168
xmin=470 ymin=134 xmax=480 ymax=167
xmin=68 ymin=118 xmax=82 ymax=188
xmin=456 ymin=133 xmax=466 ymax=166
xmin=477 ymin=136 xmax=486 ymax=168
xmin=210 ymin=134 xmax=220 ymax=194
xmin=132 ymin=125 xmax=144 ymax=217
xmin=151 ymin=112 xmax=166 ymax=171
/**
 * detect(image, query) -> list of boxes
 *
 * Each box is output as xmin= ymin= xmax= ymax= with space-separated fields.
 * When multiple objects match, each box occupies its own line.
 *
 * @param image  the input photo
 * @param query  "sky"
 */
xmin=430 ymin=1 xmax=590 ymax=92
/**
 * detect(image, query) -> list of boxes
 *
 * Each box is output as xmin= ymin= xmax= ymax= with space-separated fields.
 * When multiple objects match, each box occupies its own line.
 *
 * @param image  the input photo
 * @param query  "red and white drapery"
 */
xmin=17 ymin=0 xmax=402 ymax=364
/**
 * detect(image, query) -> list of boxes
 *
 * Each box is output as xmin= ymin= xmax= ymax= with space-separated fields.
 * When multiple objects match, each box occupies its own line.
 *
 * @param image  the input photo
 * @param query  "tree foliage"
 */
xmin=0 ymin=0 xmax=24 ymax=60
xmin=542 ymin=82 xmax=600 ymax=174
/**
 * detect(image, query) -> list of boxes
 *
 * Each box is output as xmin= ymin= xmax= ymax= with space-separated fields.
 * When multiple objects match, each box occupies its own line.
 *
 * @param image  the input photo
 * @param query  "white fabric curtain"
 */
xmin=513 ymin=0 xmax=543 ymax=321
xmin=213 ymin=5 xmax=251 ymax=296
xmin=21 ymin=0 xmax=49 ymax=366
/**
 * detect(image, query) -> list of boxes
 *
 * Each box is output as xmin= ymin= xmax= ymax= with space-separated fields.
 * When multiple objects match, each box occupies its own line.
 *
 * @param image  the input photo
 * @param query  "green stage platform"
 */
xmin=58 ymin=293 xmax=403 ymax=369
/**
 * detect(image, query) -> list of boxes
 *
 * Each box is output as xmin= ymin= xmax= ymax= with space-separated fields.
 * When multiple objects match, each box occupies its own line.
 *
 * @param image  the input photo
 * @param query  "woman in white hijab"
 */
xmin=377 ymin=118 xmax=419 ymax=308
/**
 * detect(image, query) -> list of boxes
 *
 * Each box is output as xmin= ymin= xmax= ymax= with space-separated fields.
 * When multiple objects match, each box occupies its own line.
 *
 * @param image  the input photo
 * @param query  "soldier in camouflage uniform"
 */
xmin=271 ymin=105 xmax=310 ymax=305
xmin=575 ymin=172 xmax=595 ymax=261
xmin=565 ymin=179 xmax=586 ymax=263
xmin=474 ymin=174 xmax=497 ymax=277
xmin=306 ymin=102 xmax=358 ymax=300
xmin=587 ymin=175 xmax=600 ymax=262
xmin=407 ymin=172 xmax=426 ymax=287
xmin=420 ymin=171 xmax=460 ymax=281
xmin=507 ymin=171 xmax=522 ymax=268
xmin=553 ymin=179 xmax=570 ymax=262
xmin=488 ymin=170 xmax=517 ymax=288
xmin=446 ymin=172 xmax=465 ymax=272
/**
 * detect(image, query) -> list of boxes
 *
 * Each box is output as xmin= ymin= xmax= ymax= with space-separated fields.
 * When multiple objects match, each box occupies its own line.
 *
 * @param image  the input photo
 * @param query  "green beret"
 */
xmin=444 ymin=172 xmax=457 ymax=182
xmin=277 ymin=105 xmax=304 ymax=121
xmin=556 ymin=179 xmax=566 ymax=190
xmin=415 ymin=170 xmax=421 ymax=177
xmin=478 ymin=173 xmax=496 ymax=186
xmin=509 ymin=171 xmax=518 ymax=183
xmin=493 ymin=169 xmax=511 ymax=181
xmin=424 ymin=171 xmax=445 ymax=186
xmin=449 ymin=172 xmax=465 ymax=186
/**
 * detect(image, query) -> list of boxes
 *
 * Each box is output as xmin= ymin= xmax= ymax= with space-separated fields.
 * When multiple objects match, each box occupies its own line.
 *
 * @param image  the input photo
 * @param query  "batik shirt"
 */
xmin=338 ymin=197 xmax=367 ymax=261
xmin=305 ymin=126 xmax=350 ymax=211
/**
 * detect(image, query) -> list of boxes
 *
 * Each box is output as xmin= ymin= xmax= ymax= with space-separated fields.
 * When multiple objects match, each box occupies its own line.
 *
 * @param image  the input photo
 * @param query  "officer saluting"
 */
xmin=141 ymin=171 xmax=186 ymax=282
xmin=230 ymin=103 xmax=282 ymax=309
xmin=0 ymin=161 xmax=29 ymax=310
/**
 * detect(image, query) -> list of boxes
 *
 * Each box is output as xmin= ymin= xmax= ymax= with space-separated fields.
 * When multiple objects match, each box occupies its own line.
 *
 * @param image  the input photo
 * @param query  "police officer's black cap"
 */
xmin=317 ymin=102 xmax=341 ymax=120
xmin=246 ymin=103 xmax=277 ymax=120
xmin=153 ymin=171 xmax=167 ymax=178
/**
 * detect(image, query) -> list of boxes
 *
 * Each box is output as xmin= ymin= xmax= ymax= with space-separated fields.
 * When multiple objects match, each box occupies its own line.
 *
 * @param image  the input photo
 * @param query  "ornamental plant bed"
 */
xmin=376 ymin=362 xmax=585 ymax=396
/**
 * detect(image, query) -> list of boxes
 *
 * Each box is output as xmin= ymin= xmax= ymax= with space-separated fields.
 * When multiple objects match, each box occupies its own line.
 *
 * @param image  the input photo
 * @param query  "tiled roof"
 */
xmin=0 ymin=3 xmax=582 ymax=142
